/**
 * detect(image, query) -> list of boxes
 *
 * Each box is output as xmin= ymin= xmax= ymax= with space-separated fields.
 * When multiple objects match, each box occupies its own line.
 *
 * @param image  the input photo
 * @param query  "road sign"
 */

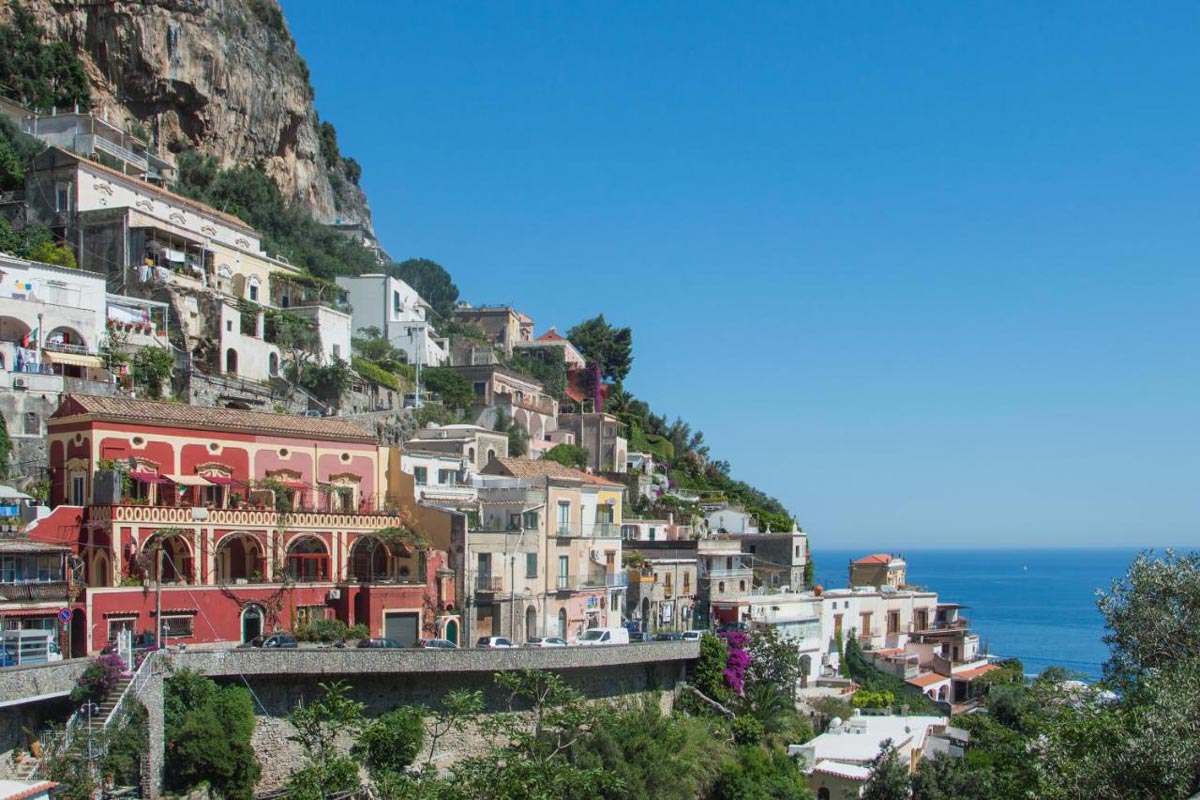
xmin=58 ymin=608 xmax=72 ymax=623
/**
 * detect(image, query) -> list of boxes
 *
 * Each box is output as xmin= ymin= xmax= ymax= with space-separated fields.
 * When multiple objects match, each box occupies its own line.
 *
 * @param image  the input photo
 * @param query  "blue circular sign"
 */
xmin=58 ymin=608 xmax=72 ymax=623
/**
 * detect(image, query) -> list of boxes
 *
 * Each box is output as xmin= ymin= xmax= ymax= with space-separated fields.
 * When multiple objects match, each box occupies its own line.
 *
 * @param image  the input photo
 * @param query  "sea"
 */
xmin=811 ymin=547 xmax=1179 ymax=681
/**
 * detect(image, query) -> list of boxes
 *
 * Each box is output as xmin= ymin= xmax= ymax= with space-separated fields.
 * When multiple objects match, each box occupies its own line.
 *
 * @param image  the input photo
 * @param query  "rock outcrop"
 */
xmin=4 ymin=0 xmax=371 ymax=229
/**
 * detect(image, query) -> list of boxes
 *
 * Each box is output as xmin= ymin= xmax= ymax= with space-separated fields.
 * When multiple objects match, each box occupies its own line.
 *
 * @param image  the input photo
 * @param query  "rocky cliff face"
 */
xmin=6 ymin=0 xmax=371 ymax=229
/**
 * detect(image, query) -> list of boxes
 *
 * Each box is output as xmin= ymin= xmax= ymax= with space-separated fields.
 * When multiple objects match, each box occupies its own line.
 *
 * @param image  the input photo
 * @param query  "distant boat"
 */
xmin=1023 ymin=566 xmax=1028 ymax=571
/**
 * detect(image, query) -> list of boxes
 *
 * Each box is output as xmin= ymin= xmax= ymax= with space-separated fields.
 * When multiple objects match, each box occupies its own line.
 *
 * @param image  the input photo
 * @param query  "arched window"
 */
xmin=486 ymin=448 xmax=496 ymax=463
xmin=350 ymin=536 xmax=391 ymax=582
xmin=215 ymin=534 xmax=265 ymax=583
xmin=718 ymin=581 xmax=726 ymax=593
xmin=268 ymin=352 xmax=279 ymax=376
xmin=286 ymin=536 xmax=329 ymax=582
xmin=557 ymin=608 xmax=567 ymax=639
xmin=739 ymin=580 xmax=746 ymax=592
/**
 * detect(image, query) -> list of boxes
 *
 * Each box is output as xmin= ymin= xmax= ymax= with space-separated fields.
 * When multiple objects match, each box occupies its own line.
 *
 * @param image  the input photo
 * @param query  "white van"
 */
xmin=573 ymin=627 xmax=630 ymax=646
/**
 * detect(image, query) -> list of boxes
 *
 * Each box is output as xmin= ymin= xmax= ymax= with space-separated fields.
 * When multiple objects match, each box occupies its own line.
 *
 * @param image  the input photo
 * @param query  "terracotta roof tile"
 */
xmin=51 ymin=395 xmax=377 ymax=443
xmin=537 ymin=328 xmax=566 ymax=342
xmin=953 ymin=664 xmax=1000 ymax=682
xmin=484 ymin=457 xmax=625 ymax=487
xmin=853 ymin=553 xmax=893 ymax=565
xmin=907 ymin=672 xmax=950 ymax=688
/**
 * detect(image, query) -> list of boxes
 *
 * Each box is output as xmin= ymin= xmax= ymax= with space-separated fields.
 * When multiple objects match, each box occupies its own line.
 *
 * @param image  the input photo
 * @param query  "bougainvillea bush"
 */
xmin=70 ymin=652 xmax=127 ymax=705
xmin=722 ymin=631 xmax=751 ymax=695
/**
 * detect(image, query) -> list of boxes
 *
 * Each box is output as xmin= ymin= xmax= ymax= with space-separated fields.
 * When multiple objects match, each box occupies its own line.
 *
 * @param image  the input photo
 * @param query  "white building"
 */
xmin=705 ymin=506 xmax=759 ymax=534
xmin=336 ymin=274 xmax=449 ymax=367
xmin=819 ymin=587 xmax=940 ymax=678
xmin=791 ymin=712 xmax=949 ymax=799
xmin=713 ymin=592 xmax=825 ymax=686
xmin=25 ymin=148 xmax=352 ymax=386
xmin=401 ymin=449 xmax=476 ymax=508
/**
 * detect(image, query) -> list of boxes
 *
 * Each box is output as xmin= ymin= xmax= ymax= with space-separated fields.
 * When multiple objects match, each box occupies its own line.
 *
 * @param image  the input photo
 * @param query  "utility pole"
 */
xmin=155 ymin=546 xmax=163 ymax=648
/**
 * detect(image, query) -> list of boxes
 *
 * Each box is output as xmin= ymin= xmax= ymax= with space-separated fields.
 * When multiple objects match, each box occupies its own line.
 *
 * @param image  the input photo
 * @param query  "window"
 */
xmin=161 ymin=615 xmax=194 ymax=638
xmin=70 ymin=475 xmax=85 ymax=505
xmin=249 ymin=284 xmax=259 ymax=302
xmin=888 ymin=610 xmax=901 ymax=635
xmin=54 ymin=182 xmax=71 ymax=212
xmin=393 ymin=290 xmax=401 ymax=314
xmin=558 ymin=556 xmax=569 ymax=589
xmin=107 ymin=617 xmax=137 ymax=641
xmin=664 ymin=573 xmax=673 ymax=596
xmin=508 ymin=513 xmax=521 ymax=530
xmin=795 ymin=545 xmax=801 ymax=557
xmin=438 ymin=469 xmax=459 ymax=486
xmin=226 ymin=320 xmax=233 ymax=332
xmin=683 ymin=572 xmax=690 ymax=593
xmin=522 ymin=510 xmax=538 ymax=530
xmin=477 ymin=553 xmax=491 ymax=578
xmin=860 ymin=612 xmax=873 ymax=637
xmin=23 ymin=413 xmax=38 ymax=435
xmin=556 ymin=502 xmax=571 ymax=536
xmin=526 ymin=552 xmax=538 ymax=579
xmin=332 ymin=344 xmax=341 ymax=358
xmin=413 ymin=467 xmax=428 ymax=486
xmin=648 ymin=527 xmax=656 ymax=541
xmin=718 ymin=581 xmax=726 ymax=593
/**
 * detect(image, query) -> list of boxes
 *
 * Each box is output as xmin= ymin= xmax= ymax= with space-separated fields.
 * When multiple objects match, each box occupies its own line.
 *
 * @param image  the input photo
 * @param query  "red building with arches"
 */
xmin=37 ymin=395 xmax=462 ymax=654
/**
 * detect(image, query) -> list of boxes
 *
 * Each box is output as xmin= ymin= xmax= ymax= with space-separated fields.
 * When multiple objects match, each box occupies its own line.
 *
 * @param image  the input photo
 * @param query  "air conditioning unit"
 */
xmin=13 ymin=378 xmax=26 ymax=389
xmin=327 ymin=589 xmax=341 ymax=601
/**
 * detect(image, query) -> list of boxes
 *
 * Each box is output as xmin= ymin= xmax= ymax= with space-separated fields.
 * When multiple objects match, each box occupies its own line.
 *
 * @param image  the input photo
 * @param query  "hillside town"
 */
xmin=0 ymin=100 xmax=1007 ymax=799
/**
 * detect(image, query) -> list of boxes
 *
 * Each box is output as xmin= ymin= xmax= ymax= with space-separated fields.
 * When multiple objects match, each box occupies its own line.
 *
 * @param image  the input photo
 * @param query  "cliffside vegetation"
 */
xmin=0 ymin=4 xmax=90 ymax=111
xmin=566 ymin=315 xmax=795 ymax=530
xmin=173 ymin=152 xmax=379 ymax=280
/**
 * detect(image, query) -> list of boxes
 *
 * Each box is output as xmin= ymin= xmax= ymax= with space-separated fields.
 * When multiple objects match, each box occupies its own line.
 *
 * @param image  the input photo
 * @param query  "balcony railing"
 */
xmin=0 ymin=580 xmax=70 ymax=602
xmin=705 ymin=567 xmax=753 ymax=579
xmin=555 ymin=574 xmax=608 ymax=591
xmin=606 ymin=573 xmax=629 ymax=588
xmin=92 ymin=504 xmax=404 ymax=530
xmin=43 ymin=341 xmax=90 ymax=355
xmin=475 ymin=576 xmax=503 ymax=592
xmin=556 ymin=522 xmax=621 ymax=538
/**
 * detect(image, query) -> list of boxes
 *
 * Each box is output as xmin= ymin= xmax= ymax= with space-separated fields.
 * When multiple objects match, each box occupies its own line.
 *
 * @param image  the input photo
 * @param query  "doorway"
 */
xmin=241 ymin=604 xmax=264 ymax=642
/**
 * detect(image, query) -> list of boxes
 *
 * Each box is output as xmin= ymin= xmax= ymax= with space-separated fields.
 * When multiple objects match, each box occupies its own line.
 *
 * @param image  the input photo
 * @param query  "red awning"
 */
xmin=204 ymin=475 xmax=241 ymax=486
xmin=276 ymin=481 xmax=308 ymax=489
xmin=129 ymin=471 xmax=173 ymax=484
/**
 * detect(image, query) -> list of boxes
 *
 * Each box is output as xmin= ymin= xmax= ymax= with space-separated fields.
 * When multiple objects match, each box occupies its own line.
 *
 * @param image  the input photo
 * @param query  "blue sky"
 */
xmin=282 ymin=2 xmax=1199 ymax=550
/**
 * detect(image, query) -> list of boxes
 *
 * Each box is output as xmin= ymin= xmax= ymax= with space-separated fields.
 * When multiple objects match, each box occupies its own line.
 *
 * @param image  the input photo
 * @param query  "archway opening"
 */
xmin=216 ymin=534 xmax=265 ymax=583
xmin=525 ymin=606 xmax=537 ymax=640
xmin=350 ymin=536 xmax=392 ymax=582
xmin=286 ymin=536 xmax=329 ymax=581
xmin=145 ymin=534 xmax=192 ymax=584
xmin=241 ymin=604 xmax=265 ymax=643
xmin=556 ymin=608 xmax=567 ymax=639
xmin=225 ymin=348 xmax=238 ymax=375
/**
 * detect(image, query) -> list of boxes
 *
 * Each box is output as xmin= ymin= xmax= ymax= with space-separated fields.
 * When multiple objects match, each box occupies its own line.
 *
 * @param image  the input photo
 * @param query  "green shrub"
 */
xmin=165 ymin=669 xmax=260 ymax=800
xmin=293 ymin=617 xmax=368 ymax=643
xmin=353 ymin=707 xmax=425 ymax=778
xmin=542 ymin=443 xmax=589 ymax=470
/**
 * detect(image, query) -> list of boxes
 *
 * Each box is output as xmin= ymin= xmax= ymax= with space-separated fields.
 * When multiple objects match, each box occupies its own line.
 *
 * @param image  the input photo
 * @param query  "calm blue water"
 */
xmin=812 ymin=548 xmax=1163 ymax=681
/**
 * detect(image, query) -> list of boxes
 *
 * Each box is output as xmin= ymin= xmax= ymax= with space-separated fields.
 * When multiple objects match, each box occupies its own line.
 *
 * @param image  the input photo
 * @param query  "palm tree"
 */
xmin=740 ymin=681 xmax=797 ymax=735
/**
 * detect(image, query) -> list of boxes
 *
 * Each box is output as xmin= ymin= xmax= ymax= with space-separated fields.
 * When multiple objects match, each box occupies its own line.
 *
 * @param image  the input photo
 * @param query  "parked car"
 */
xmin=717 ymin=622 xmax=748 ymax=634
xmin=413 ymin=638 xmax=457 ymax=649
xmin=524 ymin=637 xmax=568 ymax=648
xmin=573 ymin=627 xmax=630 ymax=646
xmin=655 ymin=632 xmax=683 ymax=642
xmin=681 ymin=630 xmax=704 ymax=641
xmin=476 ymin=636 xmax=517 ymax=649
xmin=628 ymin=632 xmax=650 ymax=643
xmin=357 ymin=638 xmax=403 ymax=649
xmin=240 ymin=633 xmax=298 ymax=649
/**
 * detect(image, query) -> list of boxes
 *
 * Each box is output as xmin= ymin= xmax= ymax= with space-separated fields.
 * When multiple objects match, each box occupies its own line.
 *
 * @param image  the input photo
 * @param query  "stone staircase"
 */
xmin=18 ymin=666 xmax=142 ymax=781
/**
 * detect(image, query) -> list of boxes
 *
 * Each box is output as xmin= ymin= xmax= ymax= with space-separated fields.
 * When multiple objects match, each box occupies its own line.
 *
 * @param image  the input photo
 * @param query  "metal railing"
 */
xmin=104 ymin=651 xmax=155 ymax=733
xmin=0 ymin=580 xmax=70 ymax=601
xmin=475 ymin=575 xmax=503 ymax=592
xmin=555 ymin=574 xmax=608 ymax=591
